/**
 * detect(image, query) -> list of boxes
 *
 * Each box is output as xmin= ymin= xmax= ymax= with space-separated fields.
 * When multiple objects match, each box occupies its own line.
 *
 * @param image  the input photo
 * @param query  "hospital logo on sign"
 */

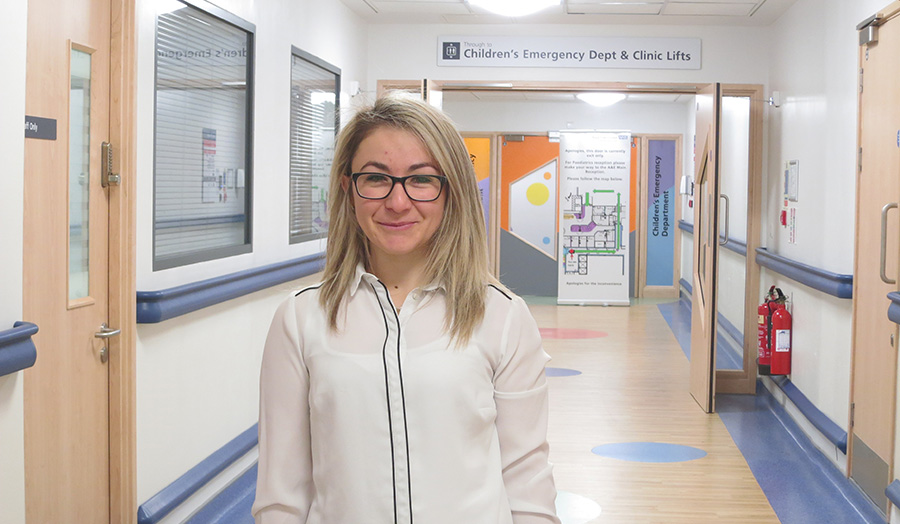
xmin=443 ymin=42 xmax=461 ymax=60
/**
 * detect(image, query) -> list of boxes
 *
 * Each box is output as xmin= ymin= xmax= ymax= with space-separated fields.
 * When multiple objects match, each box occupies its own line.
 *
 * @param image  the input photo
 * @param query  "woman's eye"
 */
xmin=363 ymin=174 xmax=390 ymax=184
xmin=410 ymin=175 xmax=437 ymax=186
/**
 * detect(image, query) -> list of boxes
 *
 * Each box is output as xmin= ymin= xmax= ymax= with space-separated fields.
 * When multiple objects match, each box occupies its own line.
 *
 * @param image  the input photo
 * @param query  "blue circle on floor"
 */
xmin=545 ymin=367 xmax=582 ymax=377
xmin=591 ymin=442 xmax=707 ymax=463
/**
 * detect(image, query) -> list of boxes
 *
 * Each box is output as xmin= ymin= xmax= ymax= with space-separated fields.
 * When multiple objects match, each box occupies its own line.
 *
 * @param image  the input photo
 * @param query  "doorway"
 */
xmin=381 ymin=79 xmax=763 ymax=405
xmin=23 ymin=0 xmax=136 ymax=521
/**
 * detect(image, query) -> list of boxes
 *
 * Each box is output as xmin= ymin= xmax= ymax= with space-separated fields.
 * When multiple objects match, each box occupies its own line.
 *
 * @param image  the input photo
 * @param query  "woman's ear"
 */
xmin=340 ymin=175 xmax=349 ymax=192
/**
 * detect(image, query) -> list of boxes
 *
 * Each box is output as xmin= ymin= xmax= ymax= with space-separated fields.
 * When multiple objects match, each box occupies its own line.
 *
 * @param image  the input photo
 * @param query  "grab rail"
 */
xmin=0 ymin=321 xmax=39 ymax=378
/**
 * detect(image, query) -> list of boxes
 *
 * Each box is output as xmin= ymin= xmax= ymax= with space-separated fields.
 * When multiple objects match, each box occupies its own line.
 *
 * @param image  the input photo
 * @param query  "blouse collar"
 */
xmin=349 ymin=263 xmax=444 ymax=297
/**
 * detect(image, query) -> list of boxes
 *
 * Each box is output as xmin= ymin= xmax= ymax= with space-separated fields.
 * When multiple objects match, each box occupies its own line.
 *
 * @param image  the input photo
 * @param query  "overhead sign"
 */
xmin=439 ymin=36 xmax=701 ymax=69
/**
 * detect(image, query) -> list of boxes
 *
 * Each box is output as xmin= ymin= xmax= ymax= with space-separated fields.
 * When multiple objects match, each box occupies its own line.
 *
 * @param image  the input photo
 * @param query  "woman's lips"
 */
xmin=378 ymin=221 xmax=415 ymax=231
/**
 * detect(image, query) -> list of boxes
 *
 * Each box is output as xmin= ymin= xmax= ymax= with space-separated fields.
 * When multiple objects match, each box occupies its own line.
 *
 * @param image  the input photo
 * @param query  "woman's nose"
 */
xmin=383 ymin=180 xmax=413 ymax=210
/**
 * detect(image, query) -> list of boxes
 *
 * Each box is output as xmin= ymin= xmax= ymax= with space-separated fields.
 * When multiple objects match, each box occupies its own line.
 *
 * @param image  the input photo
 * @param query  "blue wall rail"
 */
xmin=769 ymin=376 xmax=848 ymax=454
xmin=0 ymin=321 xmax=38 ymax=378
xmin=677 ymin=220 xmax=747 ymax=256
xmin=679 ymin=220 xmax=855 ymax=297
xmin=755 ymin=248 xmax=852 ymax=299
xmin=137 ymin=253 xmax=325 ymax=323
xmin=886 ymin=479 xmax=900 ymax=510
xmin=887 ymin=292 xmax=900 ymax=325
xmin=137 ymin=424 xmax=258 ymax=524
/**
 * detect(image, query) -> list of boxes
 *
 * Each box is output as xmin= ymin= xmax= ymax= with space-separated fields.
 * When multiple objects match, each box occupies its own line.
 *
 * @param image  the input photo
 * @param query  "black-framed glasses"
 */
xmin=350 ymin=172 xmax=447 ymax=202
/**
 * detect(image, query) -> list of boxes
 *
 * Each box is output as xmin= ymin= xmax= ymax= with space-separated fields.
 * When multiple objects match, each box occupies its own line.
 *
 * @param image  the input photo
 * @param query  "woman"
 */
xmin=253 ymin=94 xmax=560 ymax=524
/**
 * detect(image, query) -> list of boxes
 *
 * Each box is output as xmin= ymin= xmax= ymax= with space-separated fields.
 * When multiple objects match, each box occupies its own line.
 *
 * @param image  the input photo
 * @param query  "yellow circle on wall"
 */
xmin=527 ymin=183 xmax=550 ymax=206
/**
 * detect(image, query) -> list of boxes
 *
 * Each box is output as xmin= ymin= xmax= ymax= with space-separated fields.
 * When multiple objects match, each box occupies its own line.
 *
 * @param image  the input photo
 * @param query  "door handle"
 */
xmin=881 ymin=202 xmax=897 ymax=284
xmin=94 ymin=323 xmax=120 ymax=364
xmin=94 ymin=323 xmax=121 ymax=339
xmin=718 ymin=194 xmax=730 ymax=246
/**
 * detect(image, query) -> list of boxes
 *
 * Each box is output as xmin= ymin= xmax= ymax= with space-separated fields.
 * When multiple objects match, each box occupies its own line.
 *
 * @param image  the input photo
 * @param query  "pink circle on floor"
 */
xmin=539 ymin=328 xmax=608 ymax=339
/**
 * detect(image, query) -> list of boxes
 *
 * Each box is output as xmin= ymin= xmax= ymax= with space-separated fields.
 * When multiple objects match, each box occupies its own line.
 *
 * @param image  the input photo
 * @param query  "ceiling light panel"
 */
xmin=662 ymin=2 xmax=757 ymax=16
xmin=369 ymin=1 xmax=472 ymax=13
xmin=567 ymin=2 xmax=664 ymax=14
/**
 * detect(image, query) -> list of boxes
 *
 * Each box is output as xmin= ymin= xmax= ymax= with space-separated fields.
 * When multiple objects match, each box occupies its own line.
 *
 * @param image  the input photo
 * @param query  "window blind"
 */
xmin=289 ymin=48 xmax=339 ymax=244
xmin=153 ymin=2 xmax=254 ymax=269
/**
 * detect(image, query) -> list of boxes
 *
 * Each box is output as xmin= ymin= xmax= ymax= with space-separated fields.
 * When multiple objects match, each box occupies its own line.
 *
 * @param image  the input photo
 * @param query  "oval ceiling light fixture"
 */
xmin=576 ymin=92 xmax=627 ymax=107
xmin=467 ymin=0 xmax=561 ymax=17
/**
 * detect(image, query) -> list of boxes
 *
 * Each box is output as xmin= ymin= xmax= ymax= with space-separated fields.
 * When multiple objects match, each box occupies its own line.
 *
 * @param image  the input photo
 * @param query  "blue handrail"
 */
xmin=0 ymin=321 xmax=39 ymax=378
xmin=137 ymin=424 xmax=258 ymax=524
xmin=755 ymin=248 xmax=853 ymax=299
xmin=137 ymin=253 xmax=325 ymax=323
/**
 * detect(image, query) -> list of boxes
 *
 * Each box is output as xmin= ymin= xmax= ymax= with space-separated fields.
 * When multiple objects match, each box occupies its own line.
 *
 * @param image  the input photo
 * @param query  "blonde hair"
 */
xmin=319 ymin=93 xmax=493 ymax=344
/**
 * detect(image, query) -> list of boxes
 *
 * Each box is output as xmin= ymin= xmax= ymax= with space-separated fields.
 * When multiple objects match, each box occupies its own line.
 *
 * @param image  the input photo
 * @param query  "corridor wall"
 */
xmin=0 ymin=1 xmax=28 ymax=521
xmin=133 ymin=0 xmax=367 ymax=505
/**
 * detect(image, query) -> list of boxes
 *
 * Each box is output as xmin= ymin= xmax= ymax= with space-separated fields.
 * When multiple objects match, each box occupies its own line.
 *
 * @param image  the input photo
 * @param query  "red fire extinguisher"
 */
xmin=757 ymin=286 xmax=792 ymax=375
xmin=770 ymin=301 xmax=792 ymax=375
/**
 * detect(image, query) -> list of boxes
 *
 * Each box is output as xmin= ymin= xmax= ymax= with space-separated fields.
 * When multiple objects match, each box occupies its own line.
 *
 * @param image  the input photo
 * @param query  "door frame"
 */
xmin=382 ymin=79 xmax=763 ymax=397
xmin=460 ymin=132 xmax=502 ymax=276
xmin=716 ymin=84 xmax=764 ymax=395
xmin=23 ymin=0 xmax=137 ymax=520
xmin=636 ymin=133 xmax=683 ymax=299
xmin=108 ymin=0 xmax=137 ymax=520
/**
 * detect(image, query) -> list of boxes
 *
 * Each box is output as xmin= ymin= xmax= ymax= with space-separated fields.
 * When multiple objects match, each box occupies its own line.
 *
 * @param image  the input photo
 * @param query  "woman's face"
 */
xmin=344 ymin=127 xmax=447 ymax=265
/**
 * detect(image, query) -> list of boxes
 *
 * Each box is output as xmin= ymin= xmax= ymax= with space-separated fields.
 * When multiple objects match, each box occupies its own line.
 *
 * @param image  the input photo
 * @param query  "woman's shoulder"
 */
xmin=281 ymin=282 xmax=325 ymax=312
xmin=293 ymin=282 xmax=324 ymax=299
xmin=483 ymin=282 xmax=530 ymax=315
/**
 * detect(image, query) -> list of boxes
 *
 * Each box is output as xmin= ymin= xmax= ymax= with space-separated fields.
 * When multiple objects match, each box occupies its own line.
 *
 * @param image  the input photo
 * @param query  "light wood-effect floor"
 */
xmin=530 ymin=299 xmax=779 ymax=524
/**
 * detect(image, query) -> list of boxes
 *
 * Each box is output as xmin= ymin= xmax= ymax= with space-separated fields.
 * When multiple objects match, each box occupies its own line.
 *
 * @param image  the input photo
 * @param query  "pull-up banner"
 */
xmin=439 ymin=36 xmax=701 ymax=69
xmin=558 ymin=131 xmax=631 ymax=306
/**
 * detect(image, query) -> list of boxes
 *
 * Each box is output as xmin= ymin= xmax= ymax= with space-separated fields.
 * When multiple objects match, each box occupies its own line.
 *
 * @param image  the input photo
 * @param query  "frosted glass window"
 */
xmin=289 ymin=48 xmax=339 ymax=244
xmin=153 ymin=0 xmax=255 ymax=269
xmin=69 ymin=48 xmax=91 ymax=300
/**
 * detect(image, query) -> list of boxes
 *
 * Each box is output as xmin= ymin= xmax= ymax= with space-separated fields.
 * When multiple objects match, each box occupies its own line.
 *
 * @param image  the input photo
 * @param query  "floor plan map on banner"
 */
xmin=558 ymin=131 xmax=631 ymax=306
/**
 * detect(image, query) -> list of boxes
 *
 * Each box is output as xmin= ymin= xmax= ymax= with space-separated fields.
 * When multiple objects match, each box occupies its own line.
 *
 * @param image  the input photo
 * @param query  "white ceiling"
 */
xmin=339 ymin=0 xmax=799 ymax=26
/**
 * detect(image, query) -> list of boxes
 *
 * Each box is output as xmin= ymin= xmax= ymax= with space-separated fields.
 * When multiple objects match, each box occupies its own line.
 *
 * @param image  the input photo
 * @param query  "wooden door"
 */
xmin=23 ymin=0 xmax=119 ymax=520
xmin=850 ymin=4 xmax=900 ymax=513
xmin=689 ymin=83 xmax=722 ymax=413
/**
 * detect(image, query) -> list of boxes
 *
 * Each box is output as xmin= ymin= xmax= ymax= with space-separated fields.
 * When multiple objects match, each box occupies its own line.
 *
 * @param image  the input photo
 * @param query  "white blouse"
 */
xmin=252 ymin=267 xmax=560 ymax=524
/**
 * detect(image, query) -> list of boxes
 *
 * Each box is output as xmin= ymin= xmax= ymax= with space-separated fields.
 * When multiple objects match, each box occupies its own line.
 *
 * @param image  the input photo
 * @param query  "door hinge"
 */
xmin=850 ymin=402 xmax=855 ymax=427
xmin=859 ymin=67 xmax=864 ymax=94
xmin=859 ymin=147 xmax=863 ymax=173
xmin=101 ymin=141 xmax=121 ymax=188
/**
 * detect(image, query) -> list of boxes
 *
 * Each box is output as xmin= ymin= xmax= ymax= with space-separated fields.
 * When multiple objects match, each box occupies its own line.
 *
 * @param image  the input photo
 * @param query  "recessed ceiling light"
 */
xmin=576 ymin=92 xmax=626 ymax=107
xmin=467 ymin=0 xmax=560 ymax=17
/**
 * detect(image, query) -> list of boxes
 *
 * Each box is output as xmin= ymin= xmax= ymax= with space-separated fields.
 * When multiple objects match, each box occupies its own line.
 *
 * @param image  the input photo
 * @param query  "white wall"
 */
xmin=765 ymin=0 xmax=885 ymax=452
xmin=0 ymin=0 xmax=29 ymax=521
xmin=134 ymin=0 xmax=367 ymax=503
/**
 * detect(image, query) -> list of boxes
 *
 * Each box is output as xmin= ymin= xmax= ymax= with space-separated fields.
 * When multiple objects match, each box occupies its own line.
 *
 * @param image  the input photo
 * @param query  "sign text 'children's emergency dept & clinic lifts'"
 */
xmin=438 ymin=36 xmax=701 ymax=69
